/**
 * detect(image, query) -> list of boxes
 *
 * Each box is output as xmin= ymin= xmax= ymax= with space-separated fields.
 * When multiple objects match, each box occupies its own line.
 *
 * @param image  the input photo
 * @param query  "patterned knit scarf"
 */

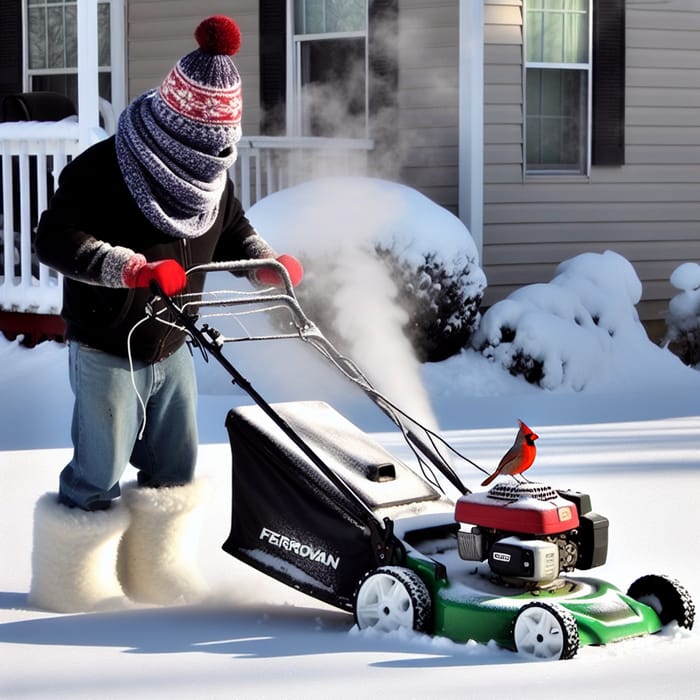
xmin=115 ymin=90 xmax=238 ymax=239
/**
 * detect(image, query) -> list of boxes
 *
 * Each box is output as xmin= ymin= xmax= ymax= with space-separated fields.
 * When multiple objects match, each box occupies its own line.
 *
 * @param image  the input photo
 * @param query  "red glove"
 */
xmin=123 ymin=258 xmax=187 ymax=296
xmin=254 ymin=254 xmax=304 ymax=288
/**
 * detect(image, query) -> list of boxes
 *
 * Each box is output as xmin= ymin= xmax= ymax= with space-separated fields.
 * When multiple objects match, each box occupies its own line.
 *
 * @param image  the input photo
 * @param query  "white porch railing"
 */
xmin=0 ymin=120 xmax=84 ymax=314
xmin=231 ymin=136 xmax=374 ymax=210
xmin=0 ymin=129 xmax=373 ymax=315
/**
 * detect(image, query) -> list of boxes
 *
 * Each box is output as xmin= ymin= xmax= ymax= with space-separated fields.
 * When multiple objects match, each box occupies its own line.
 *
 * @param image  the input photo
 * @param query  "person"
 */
xmin=28 ymin=15 xmax=302 ymax=613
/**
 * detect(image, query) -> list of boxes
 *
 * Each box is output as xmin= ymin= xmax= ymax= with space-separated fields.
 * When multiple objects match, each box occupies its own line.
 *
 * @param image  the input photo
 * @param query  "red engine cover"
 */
xmin=454 ymin=491 xmax=579 ymax=535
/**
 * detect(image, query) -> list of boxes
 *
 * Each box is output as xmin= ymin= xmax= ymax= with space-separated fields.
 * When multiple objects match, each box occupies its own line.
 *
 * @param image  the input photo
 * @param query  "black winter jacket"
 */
xmin=36 ymin=137 xmax=262 ymax=362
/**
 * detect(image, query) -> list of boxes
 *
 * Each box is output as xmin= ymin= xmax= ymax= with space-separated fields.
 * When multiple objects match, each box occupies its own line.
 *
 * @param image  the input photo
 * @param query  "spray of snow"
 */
xmin=248 ymin=178 xmax=441 ymax=431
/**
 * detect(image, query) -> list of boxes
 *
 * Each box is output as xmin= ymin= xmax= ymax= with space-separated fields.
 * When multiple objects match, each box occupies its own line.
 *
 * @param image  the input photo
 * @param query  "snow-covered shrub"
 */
xmin=373 ymin=247 xmax=485 ymax=361
xmin=247 ymin=177 xmax=487 ymax=362
xmin=665 ymin=262 xmax=700 ymax=366
xmin=472 ymin=250 xmax=647 ymax=390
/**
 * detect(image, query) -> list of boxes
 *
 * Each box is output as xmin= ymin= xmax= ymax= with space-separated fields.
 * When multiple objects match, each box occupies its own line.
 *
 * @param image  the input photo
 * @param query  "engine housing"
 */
xmin=455 ymin=484 xmax=609 ymax=584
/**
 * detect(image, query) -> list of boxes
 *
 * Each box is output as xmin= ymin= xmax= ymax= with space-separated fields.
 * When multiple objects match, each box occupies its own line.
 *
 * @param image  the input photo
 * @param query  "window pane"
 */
xmin=326 ymin=0 xmax=365 ymax=32
xmin=526 ymin=0 xmax=588 ymax=63
xmin=28 ymin=7 xmax=47 ymax=69
xmin=27 ymin=2 xmax=110 ymax=72
xmin=295 ymin=0 xmax=365 ymax=35
xmin=526 ymin=68 xmax=587 ymax=172
xmin=98 ymin=3 xmax=111 ymax=67
xmin=47 ymin=6 xmax=66 ymax=68
xmin=300 ymin=37 xmax=366 ymax=137
xmin=563 ymin=3 xmax=588 ymax=63
xmin=27 ymin=2 xmax=112 ymax=72
xmin=65 ymin=4 xmax=78 ymax=68
xmin=297 ymin=0 xmax=324 ymax=34
xmin=542 ymin=12 xmax=564 ymax=62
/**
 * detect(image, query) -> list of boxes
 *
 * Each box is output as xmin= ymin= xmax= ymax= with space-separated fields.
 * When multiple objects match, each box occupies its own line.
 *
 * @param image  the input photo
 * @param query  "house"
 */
xmin=1 ymin=0 xmax=698 ymax=345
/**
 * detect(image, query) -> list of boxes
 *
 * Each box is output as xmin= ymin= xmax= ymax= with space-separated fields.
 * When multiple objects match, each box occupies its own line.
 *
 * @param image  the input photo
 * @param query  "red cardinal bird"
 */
xmin=481 ymin=420 xmax=539 ymax=487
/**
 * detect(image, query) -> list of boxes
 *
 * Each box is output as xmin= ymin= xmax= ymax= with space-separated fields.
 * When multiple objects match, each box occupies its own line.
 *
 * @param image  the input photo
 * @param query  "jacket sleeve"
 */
xmin=213 ymin=179 xmax=278 ymax=263
xmin=35 ymin=153 xmax=139 ymax=288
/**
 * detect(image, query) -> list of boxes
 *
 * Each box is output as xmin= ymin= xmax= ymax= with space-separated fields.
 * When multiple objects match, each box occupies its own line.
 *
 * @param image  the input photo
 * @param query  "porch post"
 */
xmin=77 ymin=0 xmax=101 ymax=148
xmin=110 ymin=0 xmax=127 ymax=118
xmin=458 ymin=0 xmax=484 ymax=263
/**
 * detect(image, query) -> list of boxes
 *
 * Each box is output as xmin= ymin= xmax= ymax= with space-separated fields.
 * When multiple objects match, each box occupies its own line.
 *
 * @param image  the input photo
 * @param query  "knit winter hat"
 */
xmin=153 ymin=15 xmax=243 ymax=154
xmin=115 ymin=15 xmax=243 ymax=238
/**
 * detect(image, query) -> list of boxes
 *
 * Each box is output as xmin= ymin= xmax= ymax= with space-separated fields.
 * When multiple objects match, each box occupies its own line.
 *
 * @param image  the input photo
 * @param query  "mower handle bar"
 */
xmin=149 ymin=260 xmax=470 ymax=498
xmin=183 ymin=259 xmax=313 ymax=329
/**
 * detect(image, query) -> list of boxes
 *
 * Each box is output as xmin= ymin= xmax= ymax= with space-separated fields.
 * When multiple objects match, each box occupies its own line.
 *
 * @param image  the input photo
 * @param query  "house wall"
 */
xmin=124 ymin=1 xmax=261 ymax=138
xmin=396 ymin=0 xmax=460 ymax=214
xmin=121 ymin=1 xmax=700 ymax=333
xmin=482 ymin=0 xmax=700 ymax=334
xmin=123 ymin=0 xmax=465 ymax=212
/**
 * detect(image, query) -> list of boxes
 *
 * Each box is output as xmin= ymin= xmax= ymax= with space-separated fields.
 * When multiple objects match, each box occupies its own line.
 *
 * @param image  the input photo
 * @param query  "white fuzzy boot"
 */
xmin=28 ymin=493 xmax=130 ymax=613
xmin=117 ymin=480 xmax=210 ymax=605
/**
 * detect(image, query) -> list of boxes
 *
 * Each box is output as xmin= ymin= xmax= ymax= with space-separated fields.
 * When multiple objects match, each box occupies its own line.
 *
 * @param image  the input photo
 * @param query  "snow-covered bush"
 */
xmin=665 ymin=262 xmax=700 ymax=366
xmin=247 ymin=177 xmax=486 ymax=362
xmin=472 ymin=250 xmax=648 ymax=390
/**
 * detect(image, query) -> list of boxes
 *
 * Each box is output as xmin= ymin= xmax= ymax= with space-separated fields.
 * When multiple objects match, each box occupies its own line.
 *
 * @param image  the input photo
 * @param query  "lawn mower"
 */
xmin=149 ymin=259 xmax=695 ymax=661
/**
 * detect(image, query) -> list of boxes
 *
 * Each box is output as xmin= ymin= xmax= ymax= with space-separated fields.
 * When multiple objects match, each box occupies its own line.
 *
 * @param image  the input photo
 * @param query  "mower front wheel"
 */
xmin=627 ymin=574 xmax=695 ymax=629
xmin=512 ymin=602 xmax=580 ymax=661
xmin=354 ymin=566 xmax=432 ymax=634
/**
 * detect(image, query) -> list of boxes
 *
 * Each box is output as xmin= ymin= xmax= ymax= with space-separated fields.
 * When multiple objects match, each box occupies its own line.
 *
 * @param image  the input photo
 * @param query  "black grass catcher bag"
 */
xmin=222 ymin=400 xmax=440 ymax=610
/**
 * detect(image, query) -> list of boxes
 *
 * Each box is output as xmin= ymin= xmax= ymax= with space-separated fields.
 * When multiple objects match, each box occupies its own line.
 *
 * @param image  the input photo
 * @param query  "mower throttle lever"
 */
xmin=202 ymin=324 xmax=225 ymax=348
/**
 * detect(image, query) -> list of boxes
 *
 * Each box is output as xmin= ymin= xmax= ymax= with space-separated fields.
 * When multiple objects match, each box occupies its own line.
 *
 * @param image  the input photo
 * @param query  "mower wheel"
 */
xmin=627 ymin=574 xmax=695 ymax=629
xmin=512 ymin=602 xmax=579 ymax=661
xmin=354 ymin=566 xmax=432 ymax=633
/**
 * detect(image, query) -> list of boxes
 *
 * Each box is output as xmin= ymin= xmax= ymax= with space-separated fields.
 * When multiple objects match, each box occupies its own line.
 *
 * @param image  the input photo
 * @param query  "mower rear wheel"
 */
xmin=354 ymin=566 xmax=431 ymax=633
xmin=512 ymin=602 xmax=579 ymax=661
xmin=627 ymin=574 xmax=695 ymax=629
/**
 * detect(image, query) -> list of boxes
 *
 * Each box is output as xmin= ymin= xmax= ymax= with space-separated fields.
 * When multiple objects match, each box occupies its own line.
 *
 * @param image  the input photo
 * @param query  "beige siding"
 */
xmin=121 ymin=1 xmax=700 ymax=334
xmin=397 ymin=0 xmax=460 ymax=211
xmin=125 ymin=1 xmax=261 ymax=137
xmin=483 ymin=0 xmax=700 ymax=332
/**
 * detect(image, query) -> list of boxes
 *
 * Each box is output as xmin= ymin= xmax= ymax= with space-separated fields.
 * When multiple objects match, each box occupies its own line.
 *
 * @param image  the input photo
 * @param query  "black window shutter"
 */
xmin=592 ymin=0 xmax=625 ymax=166
xmin=259 ymin=0 xmax=286 ymax=135
xmin=0 ymin=0 xmax=23 ymax=114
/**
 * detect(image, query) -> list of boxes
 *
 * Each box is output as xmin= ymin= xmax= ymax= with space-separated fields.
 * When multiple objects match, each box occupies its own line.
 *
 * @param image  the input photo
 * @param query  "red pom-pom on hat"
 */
xmin=194 ymin=15 xmax=241 ymax=56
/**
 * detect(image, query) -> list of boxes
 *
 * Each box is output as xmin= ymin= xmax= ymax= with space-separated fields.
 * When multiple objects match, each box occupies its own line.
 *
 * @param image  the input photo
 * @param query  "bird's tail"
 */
xmin=481 ymin=472 xmax=497 ymax=487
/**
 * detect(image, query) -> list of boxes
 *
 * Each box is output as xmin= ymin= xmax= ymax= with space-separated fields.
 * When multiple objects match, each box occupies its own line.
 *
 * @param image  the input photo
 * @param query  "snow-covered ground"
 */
xmin=2 ymin=331 xmax=699 ymax=699
xmin=1 ymin=179 xmax=699 ymax=698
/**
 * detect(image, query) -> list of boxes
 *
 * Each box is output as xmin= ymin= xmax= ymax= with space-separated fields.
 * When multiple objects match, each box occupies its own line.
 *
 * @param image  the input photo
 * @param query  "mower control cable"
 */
xmin=148 ymin=280 xmax=404 ymax=568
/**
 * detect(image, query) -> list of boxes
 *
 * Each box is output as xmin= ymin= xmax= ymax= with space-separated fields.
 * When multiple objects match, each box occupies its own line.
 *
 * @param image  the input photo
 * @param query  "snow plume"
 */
xmin=248 ymin=178 xmax=440 ymax=432
xmin=326 ymin=236 xmax=438 ymax=432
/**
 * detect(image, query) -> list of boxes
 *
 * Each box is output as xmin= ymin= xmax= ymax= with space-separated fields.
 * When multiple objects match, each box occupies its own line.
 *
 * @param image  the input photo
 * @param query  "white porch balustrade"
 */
xmin=0 ymin=129 xmax=373 ymax=315
xmin=0 ymin=120 xmax=83 ymax=315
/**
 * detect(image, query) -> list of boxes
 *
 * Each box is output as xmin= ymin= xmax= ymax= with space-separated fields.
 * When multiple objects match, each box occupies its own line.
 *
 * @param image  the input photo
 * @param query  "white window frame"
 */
xmin=21 ymin=0 xmax=126 ymax=119
xmin=523 ymin=0 xmax=593 ymax=176
xmin=285 ymin=0 xmax=369 ymax=138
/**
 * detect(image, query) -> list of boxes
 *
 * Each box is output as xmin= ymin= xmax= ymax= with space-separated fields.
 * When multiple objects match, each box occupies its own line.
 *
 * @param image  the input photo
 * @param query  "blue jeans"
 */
xmin=59 ymin=341 xmax=199 ymax=510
